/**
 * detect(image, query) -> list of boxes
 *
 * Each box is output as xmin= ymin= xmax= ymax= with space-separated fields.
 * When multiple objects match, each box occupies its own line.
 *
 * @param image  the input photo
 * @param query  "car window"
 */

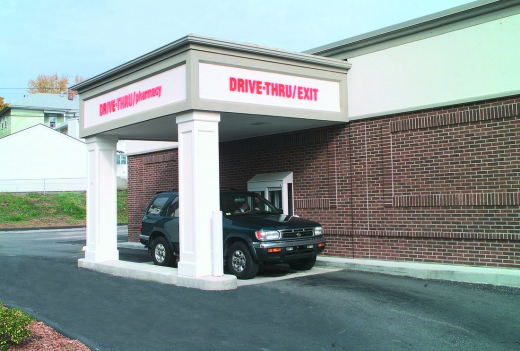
xmin=146 ymin=195 xmax=170 ymax=216
xmin=221 ymin=193 xmax=281 ymax=217
xmin=165 ymin=197 xmax=179 ymax=218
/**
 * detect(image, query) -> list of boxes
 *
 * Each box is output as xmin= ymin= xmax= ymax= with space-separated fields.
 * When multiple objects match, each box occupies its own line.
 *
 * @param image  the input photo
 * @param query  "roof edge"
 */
xmin=8 ymin=104 xmax=79 ymax=111
xmin=0 ymin=123 xmax=86 ymax=145
xmin=72 ymin=34 xmax=351 ymax=92
xmin=304 ymin=0 xmax=520 ymax=56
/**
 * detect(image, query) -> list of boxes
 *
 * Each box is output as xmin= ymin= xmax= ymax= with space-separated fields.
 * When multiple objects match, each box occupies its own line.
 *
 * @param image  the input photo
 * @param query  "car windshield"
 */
xmin=221 ymin=192 xmax=282 ymax=217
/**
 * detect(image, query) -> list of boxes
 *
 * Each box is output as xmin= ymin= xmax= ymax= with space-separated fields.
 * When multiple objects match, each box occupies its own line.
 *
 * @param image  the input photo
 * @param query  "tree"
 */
xmin=27 ymin=73 xmax=85 ymax=95
xmin=0 ymin=97 xmax=8 ymax=111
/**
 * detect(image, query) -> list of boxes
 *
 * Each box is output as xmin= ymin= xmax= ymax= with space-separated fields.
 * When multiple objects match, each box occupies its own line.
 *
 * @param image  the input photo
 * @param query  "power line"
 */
xmin=0 ymin=88 xmax=75 ymax=90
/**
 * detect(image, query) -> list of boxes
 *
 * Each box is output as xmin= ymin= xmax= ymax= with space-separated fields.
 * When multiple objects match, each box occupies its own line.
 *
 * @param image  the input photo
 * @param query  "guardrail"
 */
xmin=0 ymin=178 xmax=87 ymax=193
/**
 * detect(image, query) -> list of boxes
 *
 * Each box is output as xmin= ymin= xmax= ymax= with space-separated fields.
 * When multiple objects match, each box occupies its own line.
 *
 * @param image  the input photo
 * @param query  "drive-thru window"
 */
xmin=72 ymin=35 xmax=350 ymax=290
xmin=248 ymin=172 xmax=294 ymax=216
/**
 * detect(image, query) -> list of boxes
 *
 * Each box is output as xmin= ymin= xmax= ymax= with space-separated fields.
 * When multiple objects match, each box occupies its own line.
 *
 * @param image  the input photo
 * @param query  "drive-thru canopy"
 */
xmin=72 ymin=34 xmax=350 ymax=288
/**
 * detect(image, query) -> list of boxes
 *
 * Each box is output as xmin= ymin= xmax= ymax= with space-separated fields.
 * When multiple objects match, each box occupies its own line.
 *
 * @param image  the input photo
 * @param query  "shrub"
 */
xmin=0 ymin=302 xmax=35 ymax=350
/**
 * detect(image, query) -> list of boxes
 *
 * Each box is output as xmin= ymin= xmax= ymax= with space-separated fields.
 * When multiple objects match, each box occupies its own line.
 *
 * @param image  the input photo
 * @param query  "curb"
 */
xmin=116 ymin=244 xmax=520 ymax=288
xmin=316 ymin=256 xmax=520 ymax=288
xmin=1 ymin=299 xmax=104 ymax=351
xmin=0 ymin=224 xmax=128 ymax=232
xmin=118 ymin=242 xmax=146 ymax=250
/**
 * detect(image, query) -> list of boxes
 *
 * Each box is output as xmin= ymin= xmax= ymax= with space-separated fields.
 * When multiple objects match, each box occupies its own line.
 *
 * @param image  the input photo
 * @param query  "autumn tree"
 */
xmin=27 ymin=73 xmax=85 ymax=94
xmin=0 ymin=97 xmax=8 ymax=111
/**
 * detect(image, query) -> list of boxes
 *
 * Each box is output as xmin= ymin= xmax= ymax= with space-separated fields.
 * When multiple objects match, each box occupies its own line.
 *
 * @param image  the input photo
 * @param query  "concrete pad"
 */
xmin=78 ymin=259 xmax=237 ymax=290
xmin=117 ymin=242 xmax=146 ymax=250
xmin=115 ymin=242 xmax=520 ymax=288
xmin=316 ymin=256 xmax=520 ymax=288
xmin=237 ymin=266 xmax=340 ymax=287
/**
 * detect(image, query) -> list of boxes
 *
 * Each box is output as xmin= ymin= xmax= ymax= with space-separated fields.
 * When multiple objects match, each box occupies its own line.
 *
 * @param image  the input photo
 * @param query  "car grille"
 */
xmin=279 ymin=228 xmax=314 ymax=239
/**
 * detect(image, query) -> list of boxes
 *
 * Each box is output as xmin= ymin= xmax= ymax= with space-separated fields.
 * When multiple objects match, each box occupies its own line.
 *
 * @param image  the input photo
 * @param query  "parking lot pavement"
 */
xmin=1 ymin=227 xmax=520 ymax=351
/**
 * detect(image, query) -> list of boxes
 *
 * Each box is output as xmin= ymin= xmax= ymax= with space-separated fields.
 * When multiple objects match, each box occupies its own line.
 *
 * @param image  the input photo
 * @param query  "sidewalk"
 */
xmin=117 ymin=241 xmax=520 ymax=288
xmin=315 ymin=256 xmax=520 ymax=288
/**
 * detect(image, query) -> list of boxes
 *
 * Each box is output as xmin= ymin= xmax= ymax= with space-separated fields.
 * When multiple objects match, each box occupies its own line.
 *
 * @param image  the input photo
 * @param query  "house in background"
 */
xmin=0 ymin=92 xmax=79 ymax=139
xmin=0 ymin=124 xmax=87 ymax=192
xmin=0 ymin=93 xmax=177 ymax=189
xmin=0 ymin=92 xmax=131 ymax=183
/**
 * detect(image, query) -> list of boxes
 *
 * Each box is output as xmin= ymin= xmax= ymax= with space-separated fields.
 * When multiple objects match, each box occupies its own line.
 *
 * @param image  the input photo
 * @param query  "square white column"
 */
xmin=83 ymin=135 xmax=119 ymax=263
xmin=176 ymin=111 xmax=221 ymax=277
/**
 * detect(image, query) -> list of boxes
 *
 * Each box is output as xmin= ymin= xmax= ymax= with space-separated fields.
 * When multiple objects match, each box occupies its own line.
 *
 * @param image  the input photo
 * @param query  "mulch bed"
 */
xmin=8 ymin=320 xmax=90 ymax=351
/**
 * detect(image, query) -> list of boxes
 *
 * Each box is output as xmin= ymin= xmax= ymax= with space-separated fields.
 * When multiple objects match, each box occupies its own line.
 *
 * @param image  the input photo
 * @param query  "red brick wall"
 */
xmin=127 ymin=95 xmax=520 ymax=267
xmin=127 ymin=149 xmax=178 ymax=242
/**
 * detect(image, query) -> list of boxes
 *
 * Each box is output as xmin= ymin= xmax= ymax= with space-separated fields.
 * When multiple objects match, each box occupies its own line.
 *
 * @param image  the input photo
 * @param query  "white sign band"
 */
xmin=84 ymin=65 xmax=186 ymax=129
xmin=199 ymin=63 xmax=340 ymax=112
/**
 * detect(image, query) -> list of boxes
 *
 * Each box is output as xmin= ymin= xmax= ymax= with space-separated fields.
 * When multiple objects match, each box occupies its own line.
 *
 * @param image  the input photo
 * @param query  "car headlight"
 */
xmin=314 ymin=226 xmax=323 ymax=236
xmin=255 ymin=229 xmax=280 ymax=241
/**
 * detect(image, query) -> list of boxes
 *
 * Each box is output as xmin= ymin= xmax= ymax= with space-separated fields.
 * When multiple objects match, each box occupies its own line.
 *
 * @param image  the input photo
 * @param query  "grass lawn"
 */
xmin=0 ymin=190 xmax=127 ymax=228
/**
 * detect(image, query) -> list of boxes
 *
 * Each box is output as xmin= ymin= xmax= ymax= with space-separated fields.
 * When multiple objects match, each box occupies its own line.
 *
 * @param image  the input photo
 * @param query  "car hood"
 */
xmin=226 ymin=214 xmax=320 ymax=231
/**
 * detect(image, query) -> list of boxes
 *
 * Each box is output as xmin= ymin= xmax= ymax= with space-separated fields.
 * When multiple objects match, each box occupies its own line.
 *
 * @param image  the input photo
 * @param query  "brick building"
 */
xmin=128 ymin=93 xmax=520 ymax=268
xmin=126 ymin=0 xmax=520 ymax=268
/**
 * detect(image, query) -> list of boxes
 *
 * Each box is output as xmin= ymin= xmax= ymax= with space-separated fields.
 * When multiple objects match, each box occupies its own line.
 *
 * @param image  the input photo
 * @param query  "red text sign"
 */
xmin=99 ymin=86 xmax=162 ymax=116
xmin=229 ymin=77 xmax=318 ymax=101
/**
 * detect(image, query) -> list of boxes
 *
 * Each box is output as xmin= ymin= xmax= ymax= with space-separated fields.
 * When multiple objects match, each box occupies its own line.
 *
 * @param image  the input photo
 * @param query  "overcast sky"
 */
xmin=1 ymin=0 xmax=475 ymax=104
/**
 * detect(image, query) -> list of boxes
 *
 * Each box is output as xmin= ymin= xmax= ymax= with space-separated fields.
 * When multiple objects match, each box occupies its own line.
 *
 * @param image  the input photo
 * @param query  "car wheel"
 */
xmin=227 ymin=241 xmax=259 ymax=280
xmin=171 ymin=255 xmax=179 ymax=268
xmin=152 ymin=237 xmax=173 ymax=267
xmin=288 ymin=256 xmax=316 ymax=270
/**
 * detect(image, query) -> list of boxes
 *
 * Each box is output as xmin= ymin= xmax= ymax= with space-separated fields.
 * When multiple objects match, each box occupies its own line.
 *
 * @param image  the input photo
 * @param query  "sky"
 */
xmin=0 ymin=0 xmax=475 ymax=104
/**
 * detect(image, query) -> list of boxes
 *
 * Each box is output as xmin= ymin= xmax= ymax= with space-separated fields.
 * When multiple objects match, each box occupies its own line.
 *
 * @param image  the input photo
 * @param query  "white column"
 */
xmin=176 ymin=111 xmax=221 ymax=277
xmin=84 ymin=135 xmax=119 ymax=262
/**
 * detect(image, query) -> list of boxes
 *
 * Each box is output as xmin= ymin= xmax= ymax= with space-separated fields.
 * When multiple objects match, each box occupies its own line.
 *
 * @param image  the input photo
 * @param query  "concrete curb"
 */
xmin=316 ymin=256 xmax=520 ymax=288
xmin=0 ymin=225 xmax=87 ymax=232
xmin=78 ymin=259 xmax=237 ymax=290
xmin=117 ymin=242 xmax=146 ymax=250
xmin=0 ymin=223 xmax=128 ymax=232
xmin=117 ymin=242 xmax=520 ymax=288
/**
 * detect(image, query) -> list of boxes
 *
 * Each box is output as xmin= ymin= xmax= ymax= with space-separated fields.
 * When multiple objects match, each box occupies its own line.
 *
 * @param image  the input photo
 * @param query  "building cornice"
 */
xmin=72 ymin=34 xmax=351 ymax=93
xmin=304 ymin=0 xmax=520 ymax=57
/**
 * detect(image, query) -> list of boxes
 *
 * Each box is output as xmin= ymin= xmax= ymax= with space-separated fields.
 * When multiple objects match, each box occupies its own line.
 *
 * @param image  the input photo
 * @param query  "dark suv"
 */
xmin=139 ymin=190 xmax=326 ymax=279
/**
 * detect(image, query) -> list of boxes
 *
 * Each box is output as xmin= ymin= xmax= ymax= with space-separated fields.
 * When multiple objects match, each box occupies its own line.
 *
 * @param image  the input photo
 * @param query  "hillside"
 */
xmin=0 ymin=190 xmax=127 ymax=228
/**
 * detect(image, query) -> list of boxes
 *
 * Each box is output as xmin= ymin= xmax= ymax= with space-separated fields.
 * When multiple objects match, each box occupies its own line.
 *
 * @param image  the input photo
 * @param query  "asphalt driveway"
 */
xmin=0 ymin=228 xmax=519 ymax=351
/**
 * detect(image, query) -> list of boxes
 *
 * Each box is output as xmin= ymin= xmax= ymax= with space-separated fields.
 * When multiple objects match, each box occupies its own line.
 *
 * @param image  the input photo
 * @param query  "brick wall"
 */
xmin=127 ymin=149 xmax=179 ymax=242
xmin=127 ymin=94 xmax=520 ymax=267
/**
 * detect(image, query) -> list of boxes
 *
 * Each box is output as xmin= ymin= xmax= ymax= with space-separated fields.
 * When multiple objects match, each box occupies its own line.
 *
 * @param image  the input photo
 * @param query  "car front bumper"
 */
xmin=251 ymin=236 xmax=326 ymax=262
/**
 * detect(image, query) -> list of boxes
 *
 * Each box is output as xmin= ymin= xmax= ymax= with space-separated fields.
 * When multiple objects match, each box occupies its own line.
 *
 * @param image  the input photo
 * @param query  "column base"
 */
xmin=178 ymin=260 xmax=212 ymax=278
xmin=84 ymin=247 xmax=119 ymax=263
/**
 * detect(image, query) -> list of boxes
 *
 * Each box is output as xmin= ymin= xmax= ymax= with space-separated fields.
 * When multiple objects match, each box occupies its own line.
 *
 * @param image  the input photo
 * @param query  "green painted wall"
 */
xmin=1 ymin=108 xmax=70 ymax=138
xmin=11 ymin=109 xmax=44 ymax=133
xmin=0 ymin=110 xmax=11 ymax=138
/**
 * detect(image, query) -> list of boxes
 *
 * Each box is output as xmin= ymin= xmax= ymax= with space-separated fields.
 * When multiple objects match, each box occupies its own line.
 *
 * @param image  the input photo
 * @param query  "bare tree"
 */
xmin=27 ymin=74 xmax=85 ymax=94
xmin=0 ymin=97 xmax=8 ymax=111
xmin=74 ymin=75 xmax=85 ymax=85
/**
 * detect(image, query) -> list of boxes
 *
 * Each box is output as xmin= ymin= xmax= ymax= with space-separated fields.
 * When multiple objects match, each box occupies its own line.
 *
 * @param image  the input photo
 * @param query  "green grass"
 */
xmin=117 ymin=190 xmax=128 ymax=224
xmin=0 ymin=190 xmax=128 ymax=227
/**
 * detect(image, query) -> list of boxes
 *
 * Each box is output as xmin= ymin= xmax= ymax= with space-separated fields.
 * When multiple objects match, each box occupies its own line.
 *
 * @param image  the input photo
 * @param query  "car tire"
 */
xmin=227 ymin=241 xmax=259 ymax=280
xmin=152 ymin=237 xmax=174 ymax=267
xmin=171 ymin=255 xmax=179 ymax=268
xmin=288 ymin=256 xmax=316 ymax=270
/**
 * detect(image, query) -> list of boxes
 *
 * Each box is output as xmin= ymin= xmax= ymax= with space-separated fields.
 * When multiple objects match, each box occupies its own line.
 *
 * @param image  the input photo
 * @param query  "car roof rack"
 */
xmin=156 ymin=188 xmax=244 ymax=194
xmin=155 ymin=189 xmax=178 ymax=194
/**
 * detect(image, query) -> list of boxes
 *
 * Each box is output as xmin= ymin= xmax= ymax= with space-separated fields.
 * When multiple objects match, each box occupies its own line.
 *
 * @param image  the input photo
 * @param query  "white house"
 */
xmin=0 ymin=124 xmax=87 ymax=192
